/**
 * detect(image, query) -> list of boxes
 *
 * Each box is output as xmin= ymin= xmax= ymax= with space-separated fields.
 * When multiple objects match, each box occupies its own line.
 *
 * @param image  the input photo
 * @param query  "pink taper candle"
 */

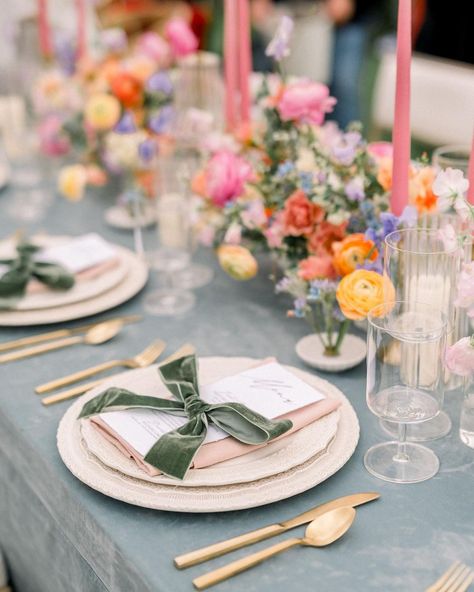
xmin=224 ymin=0 xmax=238 ymax=131
xmin=467 ymin=132 xmax=474 ymax=204
xmin=38 ymin=0 xmax=52 ymax=58
xmin=238 ymin=0 xmax=252 ymax=126
xmin=390 ymin=0 xmax=412 ymax=216
xmin=75 ymin=0 xmax=87 ymax=61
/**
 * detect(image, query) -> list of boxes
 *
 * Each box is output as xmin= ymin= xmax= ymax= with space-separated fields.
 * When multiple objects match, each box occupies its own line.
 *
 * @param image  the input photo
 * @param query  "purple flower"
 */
xmin=345 ymin=178 xmax=365 ymax=201
xmin=114 ymin=112 xmax=137 ymax=134
xmin=398 ymin=205 xmax=418 ymax=228
xmin=332 ymin=131 xmax=361 ymax=166
xmin=359 ymin=257 xmax=383 ymax=274
xmin=54 ymin=34 xmax=77 ymax=75
xmin=148 ymin=106 xmax=175 ymax=134
xmin=100 ymin=28 xmax=128 ymax=54
xmin=138 ymin=139 xmax=157 ymax=163
xmin=380 ymin=212 xmax=398 ymax=237
xmin=146 ymin=72 xmax=173 ymax=96
xmin=265 ymin=15 xmax=294 ymax=61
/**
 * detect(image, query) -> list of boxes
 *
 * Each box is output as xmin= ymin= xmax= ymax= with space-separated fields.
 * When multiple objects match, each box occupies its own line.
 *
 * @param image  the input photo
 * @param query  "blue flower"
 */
xmin=148 ymin=105 xmax=174 ymax=134
xmin=114 ymin=112 xmax=137 ymax=134
xmin=146 ymin=72 xmax=173 ymax=96
xmin=293 ymin=297 xmax=307 ymax=318
xmin=299 ymin=172 xmax=313 ymax=194
xmin=138 ymin=139 xmax=157 ymax=163
xmin=277 ymin=160 xmax=294 ymax=177
xmin=380 ymin=212 xmax=398 ymax=237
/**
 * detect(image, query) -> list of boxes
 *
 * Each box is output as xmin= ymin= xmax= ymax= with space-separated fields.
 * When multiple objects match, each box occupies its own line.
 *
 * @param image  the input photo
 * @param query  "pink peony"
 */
xmin=283 ymin=190 xmax=324 ymax=237
xmin=455 ymin=262 xmax=474 ymax=318
xmin=38 ymin=115 xmax=70 ymax=157
xmin=165 ymin=18 xmax=199 ymax=58
xmin=135 ymin=32 xmax=170 ymax=65
xmin=445 ymin=336 xmax=474 ymax=377
xmin=277 ymin=80 xmax=336 ymax=126
xmin=205 ymin=151 xmax=252 ymax=207
xmin=367 ymin=142 xmax=393 ymax=161
xmin=298 ymin=255 xmax=336 ymax=280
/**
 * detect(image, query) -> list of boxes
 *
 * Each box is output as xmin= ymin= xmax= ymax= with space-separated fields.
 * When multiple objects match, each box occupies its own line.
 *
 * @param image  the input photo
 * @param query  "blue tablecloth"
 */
xmin=0 ymin=189 xmax=473 ymax=592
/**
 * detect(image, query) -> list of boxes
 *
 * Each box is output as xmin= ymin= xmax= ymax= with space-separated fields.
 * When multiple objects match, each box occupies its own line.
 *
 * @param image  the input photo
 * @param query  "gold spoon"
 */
xmin=0 ymin=320 xmax=123 ymax=363
xmin=193 ymin=506 xmax=356 ymax=590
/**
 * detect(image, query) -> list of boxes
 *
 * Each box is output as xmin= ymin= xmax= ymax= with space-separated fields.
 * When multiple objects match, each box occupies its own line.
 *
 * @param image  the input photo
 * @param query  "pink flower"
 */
xmin=241 ymin=201 xmax=267 ymax=229
xmin=135 ymin=32 xmax=170 ymax=65
xmin=205 ymin=151 xmax=252 ymax=207
xmin=445 ymin=336 xmax=474 ymax=377
xmin=283 ymin=189 xmax=324 ymax=237
xmin=455 ymin=262 xmax=474 ymax=318
xmin=308 ymin=220 xmax=348 ymax=255
xmin=264 ymin=212 xmax=285 ymax=248
xmin=277 ymin=80 xmax=336 ymax=126
xmin=298 ymin=255 xmax=336 ymax=281
xmin=38 ymin=115 xmax=70 ymax=157
xmin=224 ymin=223 xmax=242 ymax=245
xmin=165 ymin=18 xmax=198 ymax=58
xmin=367 ymin=142 xmax=393 ymax=161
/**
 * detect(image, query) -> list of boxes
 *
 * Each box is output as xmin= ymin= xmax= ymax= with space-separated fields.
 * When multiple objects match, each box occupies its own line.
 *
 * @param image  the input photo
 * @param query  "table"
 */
xmin=0 ymin=188 xmax=473 ymax=592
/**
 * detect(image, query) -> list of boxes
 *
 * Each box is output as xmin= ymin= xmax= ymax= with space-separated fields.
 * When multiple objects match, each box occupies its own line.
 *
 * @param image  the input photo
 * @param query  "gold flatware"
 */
xmin=36 ymin=339 xmax=167 ymax=393
xmin=193 ymin=506 xmax=356 ymax=590
xmin=174 ymin=491 xmax=379 ymax=569
xmin=0 ymin=320 xmax=123 ymax=364
xmin=426 ymin=561 xmax=474 ymax=592
xmin=41 ymin=343 xmax=195 ymax=406
xmin=0 ymin=314 xmax=141 ymax=353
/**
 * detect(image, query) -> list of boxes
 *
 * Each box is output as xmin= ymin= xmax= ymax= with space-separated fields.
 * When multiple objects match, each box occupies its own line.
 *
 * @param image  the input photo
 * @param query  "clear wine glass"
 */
xmin=432 ymin=144 xmax=470 ymax=175
xmin=365 ymin=301 xmax=447 ymax=483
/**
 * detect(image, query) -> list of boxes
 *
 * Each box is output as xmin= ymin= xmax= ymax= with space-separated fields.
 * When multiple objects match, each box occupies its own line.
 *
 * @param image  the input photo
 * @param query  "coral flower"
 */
xmin=409 ymin=167 xmax=437 ymax=213
xmin=336 ymin=270 xmax=395 ymax=320
xmin=298 ymin=255 xmax=336 ymax=280
xmin=332 ymin=234 xmax=378 ymax=276
xmin=110 ymin=72 xmax=143 ymax=108
xmin=84 ymin=94 xmax=121 ymax=130
xmin=283 ymin=189 xmax=324 ymax=236
xmin=307 ymin=220 xmax=348 ymax=255
xmin=217 ymin=245 xmax=258 ymax=281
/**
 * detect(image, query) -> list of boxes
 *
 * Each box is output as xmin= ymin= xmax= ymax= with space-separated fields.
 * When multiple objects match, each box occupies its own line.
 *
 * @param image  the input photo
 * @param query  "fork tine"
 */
xmin=446 ymin=567 xmax=473 ymax=592
xmin=453 ymin=571 xmax=474 ymax=592
xmin=439 ymin=564 xmax=469 ymax=592
xmin=138 ymin=340 xmax=166 ymax=362
xmin=427 ymin=562 xmax=462 ymax=592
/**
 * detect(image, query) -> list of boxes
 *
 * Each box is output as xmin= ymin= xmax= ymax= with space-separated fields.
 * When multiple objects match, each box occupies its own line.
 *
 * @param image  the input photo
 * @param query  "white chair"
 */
xmin=372 ymin=51 xmax=474 ymax=145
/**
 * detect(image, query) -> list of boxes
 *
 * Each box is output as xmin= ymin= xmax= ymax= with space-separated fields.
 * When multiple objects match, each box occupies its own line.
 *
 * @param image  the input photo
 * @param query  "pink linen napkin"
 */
xmin=88 ymin=359 xmax=341 ymax=477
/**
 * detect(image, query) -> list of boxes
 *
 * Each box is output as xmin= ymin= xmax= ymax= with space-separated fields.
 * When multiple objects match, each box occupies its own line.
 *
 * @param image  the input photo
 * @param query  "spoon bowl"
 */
xmin=83 ymin=320 xmax=123 ymax=345
xmin=303 ymin=506 xmax=356 ymax=547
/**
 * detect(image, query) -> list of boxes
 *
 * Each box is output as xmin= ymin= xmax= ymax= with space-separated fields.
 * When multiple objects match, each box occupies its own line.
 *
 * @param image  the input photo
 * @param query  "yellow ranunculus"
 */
xmin=84 ymin=94 xmax=121 ymax=130
xmin=217 ymin=245 xmax=258 ymax=281
xmin=57 ymin=164 xmax=88 ymax=201
xmin=336 ymin=270 xmax=395 ymax=320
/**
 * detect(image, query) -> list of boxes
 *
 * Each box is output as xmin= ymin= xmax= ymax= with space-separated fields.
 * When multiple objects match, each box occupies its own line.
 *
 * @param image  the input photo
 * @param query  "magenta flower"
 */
xmin=136 ymin=32 xmax=169 ymax=64
xmin=277 ymin=81 xmax=336 ymax=126
xmin=445 ymin=336 xmax=474 ymax=377
xmin=205 ymin=151 xmax=252 ymax=207
xmin=38 ymin=115 xmax=70 ymax=157
xmin=165 ymin=18 xmax=198 ymax=58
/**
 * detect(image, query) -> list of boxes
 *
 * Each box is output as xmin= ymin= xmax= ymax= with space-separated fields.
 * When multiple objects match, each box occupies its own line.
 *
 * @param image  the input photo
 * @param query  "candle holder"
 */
xmin=380 ymin=228 xmax=465 ymax=441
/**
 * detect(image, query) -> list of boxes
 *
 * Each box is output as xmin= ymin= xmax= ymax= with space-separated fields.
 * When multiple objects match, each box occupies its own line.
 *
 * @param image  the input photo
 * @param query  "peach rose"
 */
xmin=307 ymin=220 xmax=348 ymax=255
xmin=409 ymin=166 xmax=437 ymax=213
xmin=332 ymin=234 xmax=378 ymax=276
xmin=298 ymin=256 xmax=336 ymax=280
xmin=283 ymin=190 xmax=324 ymax=237
xmin=217 ymin=245 xmax=258 ymax=281
xmin=377 ymin=157 xmax=393 ymax=191
xmin=336 ymin=270 xmax=395 ymax=320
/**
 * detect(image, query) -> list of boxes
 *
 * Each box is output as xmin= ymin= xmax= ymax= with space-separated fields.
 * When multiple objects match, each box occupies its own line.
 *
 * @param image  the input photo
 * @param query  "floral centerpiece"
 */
xmin=32 ymin=19 xmax=199 ymax=204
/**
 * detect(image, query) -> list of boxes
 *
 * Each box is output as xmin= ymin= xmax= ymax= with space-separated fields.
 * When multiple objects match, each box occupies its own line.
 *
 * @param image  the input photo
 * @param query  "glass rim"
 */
xmin=432 ymin=143 xmax=470 ymax=165
xmin=367 ymin=300 xmax=448 ymax=336
xmin=384 ymin=228 xmax=460 ymax=255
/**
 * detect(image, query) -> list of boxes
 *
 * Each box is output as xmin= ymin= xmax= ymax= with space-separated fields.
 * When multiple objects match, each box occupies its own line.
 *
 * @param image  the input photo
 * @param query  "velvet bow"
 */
xmin=0 ymin=242 xmax=75 ymax=309
xmin=79 ymin=354 xmax=293 ymax=480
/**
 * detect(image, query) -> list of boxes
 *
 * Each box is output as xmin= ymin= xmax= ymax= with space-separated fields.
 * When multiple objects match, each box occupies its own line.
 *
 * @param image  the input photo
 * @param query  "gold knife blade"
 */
xmin=0 ymin=315 xmax=142 ymax=353
xmin=174 ymin=492 xmax=380 ymax=569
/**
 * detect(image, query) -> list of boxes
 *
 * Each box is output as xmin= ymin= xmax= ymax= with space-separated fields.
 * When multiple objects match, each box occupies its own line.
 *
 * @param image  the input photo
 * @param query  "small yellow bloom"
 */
xmin=336 ymin=269 xmax=395 ymax=320
xmin=217 ymin=245 xmax=258 ymax=281
xmin=58 ymin=164 xmax=88 ymax=201
xmin=84 ymin=94 xmax=121 ymax=130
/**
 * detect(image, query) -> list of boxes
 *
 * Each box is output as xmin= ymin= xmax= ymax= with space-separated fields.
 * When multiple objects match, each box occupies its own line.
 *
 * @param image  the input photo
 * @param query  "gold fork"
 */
xmin=426 ymin=561 xmax=474 ymax=592
xmin=36 ymin=339 xmax=167 ymax=394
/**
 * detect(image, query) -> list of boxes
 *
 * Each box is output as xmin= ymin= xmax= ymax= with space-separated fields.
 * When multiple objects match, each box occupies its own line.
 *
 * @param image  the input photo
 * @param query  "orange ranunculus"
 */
xmin=409 ymin=166 xmax=437 ymax=213
xmin=298 ymin=255 xmax=336 ymax=280
xmin=332 ymin=234 xmax=378 ymax=276
xmin=336 ymin=270 xmax=395 ymax=320
xmin=217 ymin=245 xmax=258 ymax=281
xmin=283 ymin=189 xmax=324 ymax=236
xmin=110 ymin=72 xmax=143 ymax=108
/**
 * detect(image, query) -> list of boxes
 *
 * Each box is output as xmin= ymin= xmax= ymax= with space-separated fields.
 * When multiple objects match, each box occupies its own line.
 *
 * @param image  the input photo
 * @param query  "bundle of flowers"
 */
xmin=33 ymin=19 xmax=199 ymax=202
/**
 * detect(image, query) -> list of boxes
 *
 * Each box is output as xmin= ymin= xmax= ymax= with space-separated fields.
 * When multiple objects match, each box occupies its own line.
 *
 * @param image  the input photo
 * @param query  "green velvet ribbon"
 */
xmin=0 ymin=243 xmax=75 ymax=309
xmin=79 ymin=354 xmax=293 ymax=480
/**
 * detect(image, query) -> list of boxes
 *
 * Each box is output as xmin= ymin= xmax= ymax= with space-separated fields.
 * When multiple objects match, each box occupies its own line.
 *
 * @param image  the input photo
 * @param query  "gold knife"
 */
xmin=0 ymin=315 xmax=142 ymax=353
xmin=42 ymin=343 xmax=196 ymax=406
xmin=174 ymin=492 xmax=380 ymax=569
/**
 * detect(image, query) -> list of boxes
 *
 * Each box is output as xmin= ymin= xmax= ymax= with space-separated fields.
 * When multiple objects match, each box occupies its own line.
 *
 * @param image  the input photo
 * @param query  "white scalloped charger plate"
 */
xmin=0 ymin=248 xmax=148 ymax=326
xmin=58 ymin=357 xmax=360 ymax=512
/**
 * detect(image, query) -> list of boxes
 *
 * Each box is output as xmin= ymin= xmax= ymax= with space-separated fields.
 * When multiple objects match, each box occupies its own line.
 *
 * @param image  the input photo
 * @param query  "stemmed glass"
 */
xmin=365 ymin=301 xmax=447 ymax=483
xmin=143 ymin=154 xmax=195 ymax=316
xmin=381 ymin=228 xmax=464 ymax=441
xmin=432 ymin=144 xmax=470 ymax=175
